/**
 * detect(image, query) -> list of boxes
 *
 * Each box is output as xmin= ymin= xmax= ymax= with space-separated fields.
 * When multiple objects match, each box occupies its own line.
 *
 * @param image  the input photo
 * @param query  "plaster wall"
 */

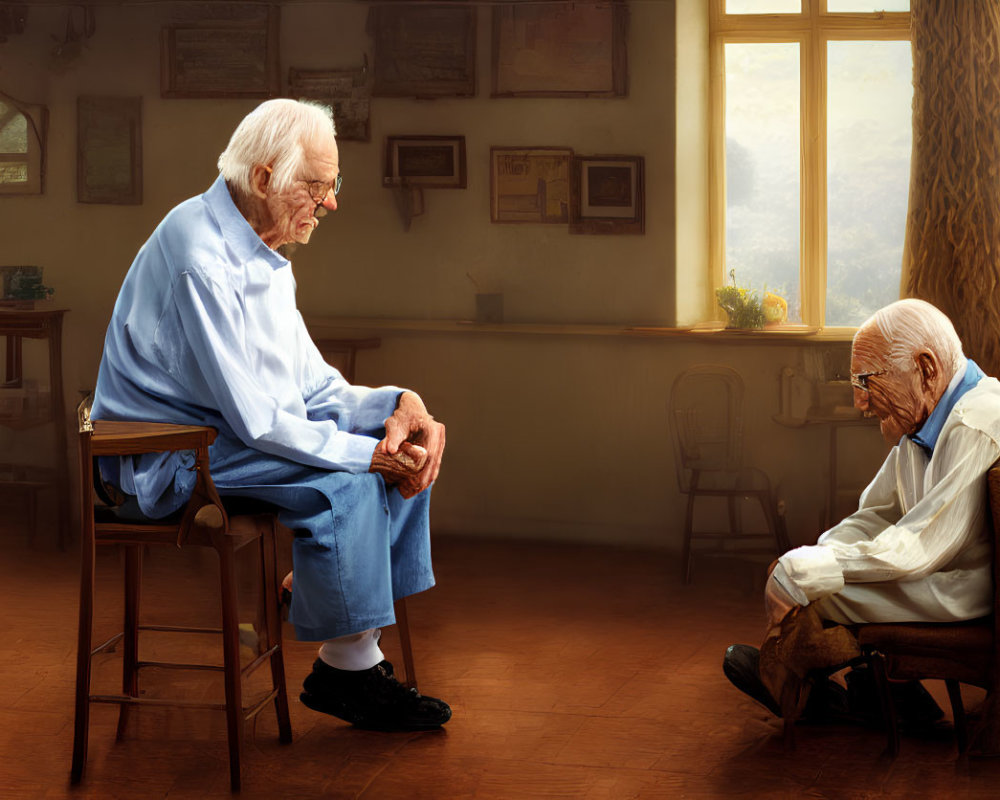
xmin=0 ymin=1 xmax=887 ymax=552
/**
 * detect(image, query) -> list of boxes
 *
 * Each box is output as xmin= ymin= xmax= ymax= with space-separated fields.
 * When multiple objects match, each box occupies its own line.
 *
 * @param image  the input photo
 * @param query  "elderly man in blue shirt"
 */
xmin=92 ymin=99 xmax=451 ymax=731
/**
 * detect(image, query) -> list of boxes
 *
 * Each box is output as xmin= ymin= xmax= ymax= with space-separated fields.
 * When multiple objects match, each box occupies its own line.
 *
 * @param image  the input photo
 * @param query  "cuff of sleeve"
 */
xmin=778 ymin=545 xmax=845 ymax=603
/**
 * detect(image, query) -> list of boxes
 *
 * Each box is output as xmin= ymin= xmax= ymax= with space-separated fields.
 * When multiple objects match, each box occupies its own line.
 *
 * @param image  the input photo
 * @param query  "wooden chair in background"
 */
xmin=669 ymin=364 xmax=791 ymax=583
xmin=71 ymin=399 xmax=291 ymax=792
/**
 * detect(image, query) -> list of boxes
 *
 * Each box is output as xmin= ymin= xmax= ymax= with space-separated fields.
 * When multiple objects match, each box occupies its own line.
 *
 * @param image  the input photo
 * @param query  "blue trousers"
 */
xmin=208 ymin=446 xmax=435 ymax=641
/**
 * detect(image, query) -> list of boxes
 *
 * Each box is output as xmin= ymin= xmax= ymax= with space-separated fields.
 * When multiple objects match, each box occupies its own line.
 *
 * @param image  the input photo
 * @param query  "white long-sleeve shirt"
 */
xmin=776 ymin=375 xmax=1000 ymax=622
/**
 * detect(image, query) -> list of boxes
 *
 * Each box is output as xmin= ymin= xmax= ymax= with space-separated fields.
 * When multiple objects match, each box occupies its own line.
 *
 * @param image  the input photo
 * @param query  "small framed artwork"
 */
xmin=77 ymin=96 xmax=142 ymax=205
xmin=570 ymin=155 xmax=644 ymax=235
xmin=490 ymin=147 xmax=573 ymax=224
xmin=492 ymin=0 xmax=628 ymax=98
xmin=0 ymin=101 xmax=47 ymax=196
xmin=383 ymin=136 xmax=467 ymax=189
xmin=370 ymin=5 xmax=476 ymax=98
xmin=288 ymin=66 xmax=371 ymax=142
xmin=160 ymin=8 xmax=280 ymax=98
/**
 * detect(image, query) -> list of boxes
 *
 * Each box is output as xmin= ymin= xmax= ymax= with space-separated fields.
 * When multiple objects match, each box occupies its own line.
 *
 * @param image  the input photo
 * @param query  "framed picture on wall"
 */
xmin=370 ymin=5 xmax=476 ymax=98
xmin=490 ymin=147 xmax=573 ymax=224
xmin=570 ymin=155 xmax=644 ymax=235
xmin=160 ymin=7 xmax=280 ymax=99
xmin=288 ymin=66 xmax=372 ymax=142
xmin=383 ymin=136 xmax=467 ymax=189
xmin=77 ymin=95 xmax=142 ymax=205
xmin=492 ymin=0 xmax=628 ymax=98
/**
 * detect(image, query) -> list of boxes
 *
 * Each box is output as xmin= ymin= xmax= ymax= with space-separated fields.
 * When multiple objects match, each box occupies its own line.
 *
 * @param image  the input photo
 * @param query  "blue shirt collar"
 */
xmin=203 ymin=174 xmax=289 ymax=271
xmin=910 ymin=358 xmax=984 ymax=455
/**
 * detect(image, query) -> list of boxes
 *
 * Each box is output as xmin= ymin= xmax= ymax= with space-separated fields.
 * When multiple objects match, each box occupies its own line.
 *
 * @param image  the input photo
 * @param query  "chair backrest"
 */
xmin=668 ymin=364 xmax=745 ymax=493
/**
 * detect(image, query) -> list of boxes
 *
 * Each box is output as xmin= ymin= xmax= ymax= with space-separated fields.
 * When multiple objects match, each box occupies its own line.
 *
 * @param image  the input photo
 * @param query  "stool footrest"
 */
xmin=137 ymin=659 xmax=224 ymax=672
xmin=89 ymin=688 xmax=280 ymax=719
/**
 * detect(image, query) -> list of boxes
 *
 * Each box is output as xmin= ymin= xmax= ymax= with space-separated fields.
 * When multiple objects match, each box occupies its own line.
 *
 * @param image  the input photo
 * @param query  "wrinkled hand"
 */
xmin=369 ymin=391 xmax=445 ymax=498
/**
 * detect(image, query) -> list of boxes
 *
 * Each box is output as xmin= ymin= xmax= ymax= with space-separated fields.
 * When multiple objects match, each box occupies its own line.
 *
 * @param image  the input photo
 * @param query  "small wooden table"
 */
xmin=0 ymin=307 xmax=70 ymax=547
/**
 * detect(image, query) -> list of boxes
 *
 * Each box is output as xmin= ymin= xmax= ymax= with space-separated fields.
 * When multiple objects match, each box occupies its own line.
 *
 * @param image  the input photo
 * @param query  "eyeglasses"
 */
xmin=850 ymin=369 xmax=888 ymax=392
xmin=262 ymin=166 xmax=342 ymax=204
xmin=301 ymin=174 xmax=342 ymax=205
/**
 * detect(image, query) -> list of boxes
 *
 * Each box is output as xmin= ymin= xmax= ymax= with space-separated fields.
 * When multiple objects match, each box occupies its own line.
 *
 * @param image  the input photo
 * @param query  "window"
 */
xmin=0 ymin=97 xmax=47 ymax=195
xmin=710 ymin=0 xmax=911 ymax=328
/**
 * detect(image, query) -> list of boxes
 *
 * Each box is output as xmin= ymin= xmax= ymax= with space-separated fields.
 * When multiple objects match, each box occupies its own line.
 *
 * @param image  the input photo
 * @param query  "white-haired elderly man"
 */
xmin=725 ymin=298 xmax=1000 ymax=726
xmin=92 ymin=99 xmax=451 ymax=731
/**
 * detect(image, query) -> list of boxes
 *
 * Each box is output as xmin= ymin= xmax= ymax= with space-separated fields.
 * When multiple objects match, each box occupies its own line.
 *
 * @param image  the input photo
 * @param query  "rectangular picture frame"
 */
xmin=490 ymin=147 xmax=573 ymax=224
xmin=570 ymin=155 xmax=644 ymax=235
xmin=288 ymin=66 xmax=372 ymax=142
xmin=77 ymin=95 xmax=142 ymax=205
xmin=370 ymin=5 xmax=476 ymax=98
xmin=492 ymin=0 xmax=628 ymax=98
xmin=160 ymin=8 xmax=280 ymax=99
xmin=383 ymin=136 xmax=467 ymax=189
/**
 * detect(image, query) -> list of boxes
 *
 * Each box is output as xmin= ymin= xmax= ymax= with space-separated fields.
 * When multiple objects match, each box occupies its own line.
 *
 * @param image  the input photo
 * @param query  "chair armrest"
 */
xmin=91 ymin=420 xmax=217 ymax=457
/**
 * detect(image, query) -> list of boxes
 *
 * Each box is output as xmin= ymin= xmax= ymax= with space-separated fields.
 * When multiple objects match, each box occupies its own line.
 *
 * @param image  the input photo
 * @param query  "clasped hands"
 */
xmin=369 ymin=391 xmax=446 ymax=498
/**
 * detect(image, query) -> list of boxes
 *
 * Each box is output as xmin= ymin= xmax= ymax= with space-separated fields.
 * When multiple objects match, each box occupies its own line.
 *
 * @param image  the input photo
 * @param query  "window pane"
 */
xmin=0 ymin=111 xmax=28 ymax=155
xmin=826 ymin=40 xmax=912 ymax=326
xmin=727 ymin=0 xmax=801 ymax=13
xmin=826 ymin=1 xmax=908 ymax=12
xmin=725 ymin=42 xmax=801 ymax=322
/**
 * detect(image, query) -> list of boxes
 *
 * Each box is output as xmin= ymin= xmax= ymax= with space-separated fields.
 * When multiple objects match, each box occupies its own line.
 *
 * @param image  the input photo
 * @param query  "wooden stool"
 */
xmin=71 ymin=410 xmax=292 ymax=791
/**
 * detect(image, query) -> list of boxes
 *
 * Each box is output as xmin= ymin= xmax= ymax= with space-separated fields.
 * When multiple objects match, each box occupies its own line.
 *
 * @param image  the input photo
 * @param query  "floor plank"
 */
xmin=2 ymin=526 xmax=999 ymax=798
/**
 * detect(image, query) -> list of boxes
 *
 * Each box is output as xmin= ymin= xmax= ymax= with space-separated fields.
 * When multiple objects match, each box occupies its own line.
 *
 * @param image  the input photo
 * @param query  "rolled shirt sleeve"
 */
xmin=779 ymin=422 xmax=1000 ymax=604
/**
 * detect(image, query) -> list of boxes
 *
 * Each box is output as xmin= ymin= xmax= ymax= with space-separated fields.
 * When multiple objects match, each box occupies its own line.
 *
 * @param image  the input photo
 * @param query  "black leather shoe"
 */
xmin=723 ymin=644 xmax=781 ymax=717
xmin=301 ymin=658 xmax=451 ymax=731
xmin=846 ymin=666 xmax=943 ymax=731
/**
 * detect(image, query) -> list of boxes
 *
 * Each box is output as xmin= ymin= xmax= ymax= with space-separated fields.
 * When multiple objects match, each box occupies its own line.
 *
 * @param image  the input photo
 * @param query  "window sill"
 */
xmin=305 ymin=316 xmax=859 ymax=344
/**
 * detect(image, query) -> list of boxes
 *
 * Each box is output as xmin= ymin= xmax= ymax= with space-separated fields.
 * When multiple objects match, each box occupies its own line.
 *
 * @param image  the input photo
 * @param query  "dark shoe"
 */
xmin=800 ymin=677 xmax=858 ymax=725
xmin=723 ymin=644 xmax=781 ymax=717
xmin=845 ymin=666 xmax=944 ymax=731
xmin=301 ymin=658 xmax=451 ymax=731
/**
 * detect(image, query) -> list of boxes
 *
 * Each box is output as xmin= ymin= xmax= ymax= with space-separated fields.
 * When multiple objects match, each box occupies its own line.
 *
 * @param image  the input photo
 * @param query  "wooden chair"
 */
xmin=669 ymin=364 xmax=791 ymax=582
xmin=852 ymin=461 xmax=1000 ymax=757
xmin=71 ymin=400 xmax=292 ymax=792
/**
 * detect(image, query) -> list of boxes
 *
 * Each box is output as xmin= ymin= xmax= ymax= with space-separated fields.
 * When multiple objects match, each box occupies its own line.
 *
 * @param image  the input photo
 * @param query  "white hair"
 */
xmin=861 ymin=298 xmax=965 ymax=376
xmin=217 ymin=99 xmax=336 ymax=197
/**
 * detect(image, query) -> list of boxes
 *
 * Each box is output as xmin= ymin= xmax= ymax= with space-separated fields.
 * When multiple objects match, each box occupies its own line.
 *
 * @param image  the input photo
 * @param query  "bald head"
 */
xmin=860 ymin=298 xmax=965 ymax=378
xmin=851 ymin=299 xmax=965 ymax=444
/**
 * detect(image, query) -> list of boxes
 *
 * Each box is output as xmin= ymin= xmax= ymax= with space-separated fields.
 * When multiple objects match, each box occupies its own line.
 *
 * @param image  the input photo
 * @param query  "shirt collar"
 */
xmin=910 ymin=358 xmax=985 ymax=455
xmin=203 ymin=174 xmax=289 ymax=271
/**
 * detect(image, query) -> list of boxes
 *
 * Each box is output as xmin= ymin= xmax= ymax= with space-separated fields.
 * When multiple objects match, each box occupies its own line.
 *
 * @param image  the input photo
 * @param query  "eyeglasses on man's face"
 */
xmin=850 ymin=368 xmax=888 ymax=393
xmin=301 ymin=174 xmax=342 ymax=205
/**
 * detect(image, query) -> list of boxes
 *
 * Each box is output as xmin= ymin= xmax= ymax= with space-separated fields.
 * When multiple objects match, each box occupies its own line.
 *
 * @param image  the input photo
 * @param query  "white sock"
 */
xmin=318 ymin=628 xmax=384 ymax=671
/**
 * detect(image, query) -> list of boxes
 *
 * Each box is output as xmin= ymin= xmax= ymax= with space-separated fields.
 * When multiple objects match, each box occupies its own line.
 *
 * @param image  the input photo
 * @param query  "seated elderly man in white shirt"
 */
xmin=724 ymin=298 xmax=1000 ymax=724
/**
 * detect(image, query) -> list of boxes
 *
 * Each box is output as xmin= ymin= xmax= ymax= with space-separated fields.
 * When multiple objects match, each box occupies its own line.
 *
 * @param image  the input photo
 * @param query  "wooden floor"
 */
xmin=4 ymin=521 xmax=1000 ymax=800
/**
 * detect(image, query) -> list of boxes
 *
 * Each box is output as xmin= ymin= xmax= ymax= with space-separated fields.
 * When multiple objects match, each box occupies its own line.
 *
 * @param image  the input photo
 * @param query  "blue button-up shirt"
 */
xmin=92 ymin=175 xmax=402 ymax=516
xmin=910 ymin=358 xmax=985 ymax=455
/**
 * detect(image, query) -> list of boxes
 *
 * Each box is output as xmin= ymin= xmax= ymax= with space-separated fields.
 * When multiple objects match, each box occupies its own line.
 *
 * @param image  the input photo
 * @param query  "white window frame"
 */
xmin=709 ymin=0 xmax=910 ymax=330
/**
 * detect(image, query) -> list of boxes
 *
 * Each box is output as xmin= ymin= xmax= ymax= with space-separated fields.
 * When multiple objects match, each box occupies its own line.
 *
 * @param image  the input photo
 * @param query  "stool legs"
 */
xmin=117 ymin=544 xmax=143 ymax=740
xmin=218 ymin=540 xmax=245 ymax=792
xmin=258 ymin=521 xmax=292 ymax=744
xmin=71 ymin=533 xmax=96 ymax=784
xmin=395 ymin=598 xmax=418 ymax=690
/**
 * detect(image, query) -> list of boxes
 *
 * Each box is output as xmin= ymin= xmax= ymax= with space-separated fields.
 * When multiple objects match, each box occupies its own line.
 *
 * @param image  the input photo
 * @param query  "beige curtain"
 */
xmin=902 ymin=0 xmax=1000 ymax=376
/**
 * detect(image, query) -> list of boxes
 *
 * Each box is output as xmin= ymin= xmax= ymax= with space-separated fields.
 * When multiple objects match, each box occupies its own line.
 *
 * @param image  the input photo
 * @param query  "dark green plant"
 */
xmin=9 ymin=273 xmax=54 ymax=300
xmin=715 ymin=270 xmax=765 ymax=329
